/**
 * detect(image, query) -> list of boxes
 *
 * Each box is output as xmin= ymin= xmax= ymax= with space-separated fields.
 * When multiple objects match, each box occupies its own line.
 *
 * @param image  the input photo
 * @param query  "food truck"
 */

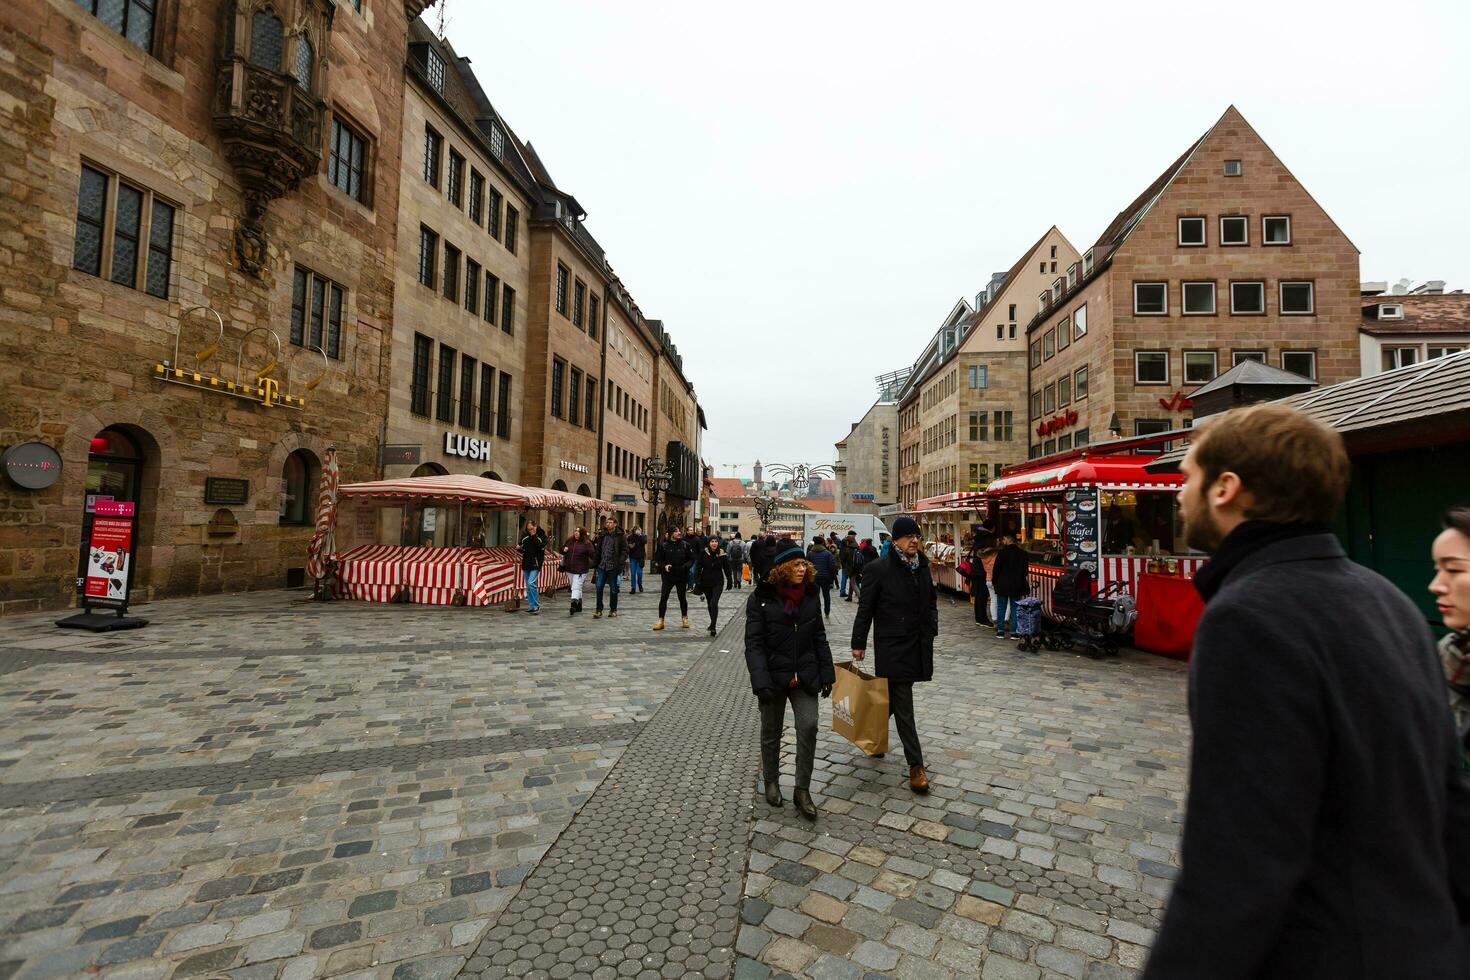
xmin=983 ymin=432 xmax=1205 ymax=657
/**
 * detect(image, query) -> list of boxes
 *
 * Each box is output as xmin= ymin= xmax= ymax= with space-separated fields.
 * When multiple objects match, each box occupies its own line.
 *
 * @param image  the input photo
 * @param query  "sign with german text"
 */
xmin=204 ymin=477 xmax=250 ymax=505
xmin=84 ymin=515 xmax=134 ymax=603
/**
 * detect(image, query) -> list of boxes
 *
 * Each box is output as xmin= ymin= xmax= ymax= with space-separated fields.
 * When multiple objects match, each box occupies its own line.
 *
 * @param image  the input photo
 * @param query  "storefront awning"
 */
xmin=338 ymin=475 xmax=614 ymax=511
xmin=915 ymin=491 xmax=989 ymax=513
xmin=985 ymin=457 xmax=1183 ymax=497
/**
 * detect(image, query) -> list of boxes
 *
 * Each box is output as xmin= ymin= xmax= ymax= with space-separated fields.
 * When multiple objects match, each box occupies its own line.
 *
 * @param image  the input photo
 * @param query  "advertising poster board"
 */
xmin=1062 ymin=487 xmax=1100 ymax=577
xmin=83 ymin=500 xmax=136 ymax=607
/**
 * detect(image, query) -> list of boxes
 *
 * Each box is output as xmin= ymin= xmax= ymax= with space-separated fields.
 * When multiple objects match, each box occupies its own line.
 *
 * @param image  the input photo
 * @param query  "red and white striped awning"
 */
xmin=337 ymin=475 xmax=614 ymax=511
xmin=915 ymin=491 xmax=989 ymax=513
xmin=986 ymin=457 xmax=1184 ymax=497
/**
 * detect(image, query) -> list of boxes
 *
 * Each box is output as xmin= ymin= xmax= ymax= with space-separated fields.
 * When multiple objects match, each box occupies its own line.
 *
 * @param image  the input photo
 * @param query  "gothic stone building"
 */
xmin=0 ymin=0 xmax=429 ymax=613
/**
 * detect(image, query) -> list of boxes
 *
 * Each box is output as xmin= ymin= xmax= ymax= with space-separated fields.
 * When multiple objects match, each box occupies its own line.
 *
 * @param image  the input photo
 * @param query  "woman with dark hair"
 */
xmin=561 ymin=526 xmax=594 ymax=615
xmin=696 ymin=536 xmax=728 ymax=635
xmin=744 ymin=547 xmax=836 ymax=821
xmin=1431 ymin=506 xmax=1470 ymax=753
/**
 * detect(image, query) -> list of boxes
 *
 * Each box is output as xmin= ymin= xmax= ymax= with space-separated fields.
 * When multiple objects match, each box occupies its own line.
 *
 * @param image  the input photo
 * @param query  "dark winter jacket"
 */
xmin=627 ymin=532 xmax=647 ymax=561
xmin=654 ymin=538 xmax=691 ymax=579
xmin=850 ymin=551 xmax=938 ymax=682
xmin=592 ymin=528 xmax=628 ymax=571
xmin=1143 ymin=532 xmax=1470 ymax=980
xmin=750 ymin=538 xmax=776 ymax=581
xmin=561 ymin=537 xmax=595 ymax=575
xmin=744 ymin=579 xmax=836 ymax=696
xmin=727 ymin=538 xmax=745 ymax=562
xmin=518 ymin=529 xmax=547 ymax=571
xmin=839 ymin=538 xmax=859 ymax=573
xmin=990 ymin=544 xmax=1030 ymax=598
xmin=696 ymin=548 xmax=728 ymax=595
xmin=806 ymin=544 xmax=838 ymax=586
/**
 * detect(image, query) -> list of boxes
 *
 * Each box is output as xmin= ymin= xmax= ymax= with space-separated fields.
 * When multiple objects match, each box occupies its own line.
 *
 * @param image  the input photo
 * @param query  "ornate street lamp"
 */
xmin=763 ymin=462 xmax=836 ymax=497
xmin=639 ymin=457 xmax=674 ymax=537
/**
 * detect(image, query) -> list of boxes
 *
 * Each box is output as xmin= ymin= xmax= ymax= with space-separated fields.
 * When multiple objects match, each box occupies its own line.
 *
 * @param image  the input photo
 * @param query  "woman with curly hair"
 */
xmin=744 ymin=546 xmax=836 ymax=821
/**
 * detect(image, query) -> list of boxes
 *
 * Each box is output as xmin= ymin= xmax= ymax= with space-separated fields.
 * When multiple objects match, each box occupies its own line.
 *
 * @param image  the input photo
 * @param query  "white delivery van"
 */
xmin=802 ymin=513 xmax=891 ymax=546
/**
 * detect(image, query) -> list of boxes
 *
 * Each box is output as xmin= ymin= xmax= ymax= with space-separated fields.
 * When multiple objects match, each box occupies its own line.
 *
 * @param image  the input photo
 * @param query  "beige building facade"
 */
xmin=1026 ymin=107 xmax=1361 ymax=456
xmin=833 ymin=398 xmax=899 ymax=516
xmin=599 ymin=282 xmax=660 ymax=531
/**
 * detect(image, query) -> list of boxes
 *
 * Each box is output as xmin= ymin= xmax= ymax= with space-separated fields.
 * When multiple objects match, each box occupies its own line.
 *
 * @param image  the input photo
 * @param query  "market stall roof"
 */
xmin=985 ymin=456 xmax=1183 ymax=497
xmin=337 ymin=474 xmax=614 ymax=511
xmin=915 ymin=491 xmax=989 ymax=513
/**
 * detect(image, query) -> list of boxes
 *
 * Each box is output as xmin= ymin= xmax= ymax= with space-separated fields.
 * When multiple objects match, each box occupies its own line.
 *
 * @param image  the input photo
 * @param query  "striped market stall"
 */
xmin=326 ymin=475 xmax=612 ymax=607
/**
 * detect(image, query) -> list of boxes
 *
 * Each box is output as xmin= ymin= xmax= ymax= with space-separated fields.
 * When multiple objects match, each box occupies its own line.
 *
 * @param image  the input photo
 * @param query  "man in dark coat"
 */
xmin=839 ymin=531 xmax=858 ymax=599
xmin=626 ymin=526 xmax=648 ymax=593
xmin=851 ymin=516 xmax=938 ymax=793
xmin=591 ymin=518 xmax=628 ymax=619
xmin=726 ymin=535 xmax=745 ymax=590
xmin=805 ymin=537 xmax=838 ymax=618
xmin=517 ymin=521 xmax=547 ymax=615
xmin=1143 ymin=403 xmax=1470 ymax=979
xmin=990 ymin=532 xmax=1030 ymax=639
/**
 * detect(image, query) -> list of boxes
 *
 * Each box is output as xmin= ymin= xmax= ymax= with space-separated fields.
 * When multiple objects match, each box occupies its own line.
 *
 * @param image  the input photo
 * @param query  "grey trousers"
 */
xmin=759 ymin=687 xmax=818 ymax=790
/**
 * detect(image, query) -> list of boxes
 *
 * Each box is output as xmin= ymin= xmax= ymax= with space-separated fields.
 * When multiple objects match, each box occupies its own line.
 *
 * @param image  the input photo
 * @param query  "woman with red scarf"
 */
xmin=744 ymin=546 xmax=836 ymax=821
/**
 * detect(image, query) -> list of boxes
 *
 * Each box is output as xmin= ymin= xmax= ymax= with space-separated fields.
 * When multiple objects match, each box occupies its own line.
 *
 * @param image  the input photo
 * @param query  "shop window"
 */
xmin=1133 ymin=282 xmax=1167 ymax=315
xmin=1101 ymin=488 xmax=1177 ymax=553
xmin=280 ymin=449 xmax=319 ymax=526
xmin=72 ymin=164 xmax=175 ymax=299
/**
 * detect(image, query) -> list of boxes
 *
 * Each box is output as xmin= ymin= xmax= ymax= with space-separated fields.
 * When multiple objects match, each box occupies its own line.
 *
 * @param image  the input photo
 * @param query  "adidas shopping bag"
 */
xmin=830 ymin=661 xmax=889 ymax=756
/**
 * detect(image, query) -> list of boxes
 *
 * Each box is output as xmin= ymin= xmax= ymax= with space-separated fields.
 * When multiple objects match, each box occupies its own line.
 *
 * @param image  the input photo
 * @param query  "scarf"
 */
xmin=1193 ymin=521 xmax=1329 ymax=602
xmin=777 ymin=582 xmax=806 ymax=617
xmin=898 ymin=550 xmax=921 ymax=571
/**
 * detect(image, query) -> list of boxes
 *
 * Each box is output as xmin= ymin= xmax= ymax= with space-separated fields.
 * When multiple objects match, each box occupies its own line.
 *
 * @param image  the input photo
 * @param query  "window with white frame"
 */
xmin=1282 ymin=350 xmax=1317 ymax=379
xmin=1233 ymin=350 xmax=1266 ymax=365
xmin=1220 ymin=216 xmax=1249 ymax=245
xmin=1230 ymin=281 xmax=1265 ymax=314
xmin=1043 ymin=329 xmax=1055 ymax=360
xmin=1178 ymin=216 xmax=1206 ymax=246
xmin=1030 ymin=390 xmax=1041 ymax=418
xmin=1279 ymin=281 xmax=1315 ymax=314
xmin=1030 ymin=340 xmax=1041 ymax=367
xmin=1183 ymin=350 xmax=1217 ymax=384
xmin=1057 ymin=317 xmax=1071 ymax=352
xmin=1135 ymin=350 xmax=1169 ymax=384
xmin=1044 ymin=383 xmax=1056 ymax=414
xmin=1133 ymin=282 xmax=1167 ymax=315
xmin=1383 ymin=347 xmax=1418 ymax=370
xmin=1377 ymin=303 xmax=1403 ymax=320
xmin=1074 ymin=365 xmax=1088 ymax=399
xmin=1263 ymin=215 xmax=1291 ymax=245
xmin=1429 ymin=345 xmax=1467 ymax=360
xmin=1182 ymin=281 xmax=1216 ymax=315
xmin=1058 ymin=373 xmax=1071 ymax=406
xmin=1067 ymin=264 xmax=1078 ymax=288
xmin=1223 ymin=159 xmax=1242 ymax=176
xmin=1073 ymin=304 xmax=1087 ymax=339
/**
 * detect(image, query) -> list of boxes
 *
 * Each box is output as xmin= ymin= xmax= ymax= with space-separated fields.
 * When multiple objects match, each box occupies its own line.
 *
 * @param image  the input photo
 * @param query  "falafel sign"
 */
xmin=1061 ymin=487 xmax=1100 ymax=575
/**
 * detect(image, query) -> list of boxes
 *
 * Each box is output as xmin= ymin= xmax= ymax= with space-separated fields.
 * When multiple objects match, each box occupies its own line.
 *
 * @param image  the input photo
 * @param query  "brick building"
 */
xmin=648 ymin=321 xmax=701 ymax=535
xmin=1025 ymin=106 xmax=1361 ymax=456
xmin=598 ymin=276 xmax=661 ymax=532
xmin=0 ymin=0 xmax=428 ymax=613
xmin=1359 ymin=281 xmax=1468 ymax=376
xmin=379 ymin=22 xmax=531 ymax=548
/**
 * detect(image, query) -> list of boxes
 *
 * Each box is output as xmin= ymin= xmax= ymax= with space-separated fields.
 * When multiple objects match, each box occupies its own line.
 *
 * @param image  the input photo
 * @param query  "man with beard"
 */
xmin=1143 ymin=403 xmax=1470 ymax=979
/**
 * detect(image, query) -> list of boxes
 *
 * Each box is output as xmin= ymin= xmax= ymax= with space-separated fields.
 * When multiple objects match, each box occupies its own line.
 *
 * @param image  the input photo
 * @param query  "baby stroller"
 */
xmin=1037 ymin=568 xmax=1134 ymax=659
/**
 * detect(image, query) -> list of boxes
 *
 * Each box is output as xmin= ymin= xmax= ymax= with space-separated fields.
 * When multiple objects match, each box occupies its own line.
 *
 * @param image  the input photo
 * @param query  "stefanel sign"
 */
xmin=1035 ymin=409 xmax=1079 ymax=438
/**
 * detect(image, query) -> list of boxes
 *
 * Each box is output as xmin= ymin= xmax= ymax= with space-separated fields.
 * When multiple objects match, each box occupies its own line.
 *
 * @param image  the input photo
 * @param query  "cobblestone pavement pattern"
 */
xmin=0 ymin=583 xmax=1190 ymax=979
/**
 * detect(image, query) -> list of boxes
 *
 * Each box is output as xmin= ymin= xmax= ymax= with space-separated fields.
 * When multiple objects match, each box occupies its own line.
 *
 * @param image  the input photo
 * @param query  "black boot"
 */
xmin=793 ymin=789 xmax=817 ymax=821
xmin=764 ymin=781 xmax=783 ymax=807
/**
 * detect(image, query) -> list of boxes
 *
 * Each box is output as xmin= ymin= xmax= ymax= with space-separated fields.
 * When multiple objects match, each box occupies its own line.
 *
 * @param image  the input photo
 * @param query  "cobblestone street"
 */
xmin=0 ymin=584 xmax=1189 ymax=980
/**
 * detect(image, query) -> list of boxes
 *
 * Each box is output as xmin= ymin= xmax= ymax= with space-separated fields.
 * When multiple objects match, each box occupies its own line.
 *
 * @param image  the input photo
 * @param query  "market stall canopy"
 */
xmin=337 ymin=474 xmax=614 ymax=511
xmin=986 ymin=456 xmax=1182 ymax=497
xmin=915 ymin=491 xmax=989 ymax=513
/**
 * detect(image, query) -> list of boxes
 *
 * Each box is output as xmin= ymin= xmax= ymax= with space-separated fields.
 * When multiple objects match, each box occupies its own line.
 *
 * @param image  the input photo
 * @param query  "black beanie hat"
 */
xmin=772 ymin=546 xmax=805 ymax=569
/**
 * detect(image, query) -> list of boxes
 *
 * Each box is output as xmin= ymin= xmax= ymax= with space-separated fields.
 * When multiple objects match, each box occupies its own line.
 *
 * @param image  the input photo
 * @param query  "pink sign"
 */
xmin=93 ymin=500 xmax=135 ymax=518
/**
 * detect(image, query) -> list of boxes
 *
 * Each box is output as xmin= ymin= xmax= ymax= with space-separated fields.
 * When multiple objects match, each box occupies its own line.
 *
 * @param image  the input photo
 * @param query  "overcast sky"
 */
xmin=443 ymin=0 xmax=1468 ymax=480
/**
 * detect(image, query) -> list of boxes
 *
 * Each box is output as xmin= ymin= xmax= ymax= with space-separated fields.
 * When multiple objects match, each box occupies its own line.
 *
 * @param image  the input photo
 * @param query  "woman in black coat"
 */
xmin=966 ymin=522 xmax=996 ymax=627
xmin=695 ymin=537 xmax=728 ymax=636
xmin=990 ymin=532 xmax=1031 ymax=639
xmin=652 ymin=529 xmax=691 ymax=631
xmin=745 ymin=547 xmax=836 ymax=821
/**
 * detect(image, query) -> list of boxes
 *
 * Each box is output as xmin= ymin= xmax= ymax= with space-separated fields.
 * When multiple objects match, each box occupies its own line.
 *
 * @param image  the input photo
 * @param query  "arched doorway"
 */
xmin=279 ymin=449 xmax=320 ymax=526
xmin=78 ymin=425 xmax=159 ymax=604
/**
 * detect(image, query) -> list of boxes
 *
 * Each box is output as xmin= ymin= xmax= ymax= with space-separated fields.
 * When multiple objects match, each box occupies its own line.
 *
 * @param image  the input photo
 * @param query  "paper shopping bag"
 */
xmin=830 ymin=661 xmax=889 ymax=756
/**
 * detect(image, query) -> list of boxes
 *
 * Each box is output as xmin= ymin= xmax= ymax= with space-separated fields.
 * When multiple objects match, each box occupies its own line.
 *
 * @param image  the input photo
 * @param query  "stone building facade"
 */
xmin=834 ymin=399 xmax=899 ymax=516
xmin=598 ymin=280 xmax=659 ymax=532
xmin=1025 ymin=106 xmax=1361 ymax=456
xmin=0 ymin=0 xmax=427 ymax=613
xmin=649 ymin=324 xmax=701 ymax=534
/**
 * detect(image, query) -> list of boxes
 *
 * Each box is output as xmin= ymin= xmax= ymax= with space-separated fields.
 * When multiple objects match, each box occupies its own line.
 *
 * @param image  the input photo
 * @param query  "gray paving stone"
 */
xmin=853 ymin=940 xmax=901 ymax=970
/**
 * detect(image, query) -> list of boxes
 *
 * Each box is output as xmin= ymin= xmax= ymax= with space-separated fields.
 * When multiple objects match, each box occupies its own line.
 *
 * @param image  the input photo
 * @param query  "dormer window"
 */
xmin=1067 ymin=263 xmax=1078 ymax=288
xmin=489 ymin=123 xmax=505 ymax=159
xmin=1082 ymin=249 xmax=1094 ymax=275
xmin=1039 ymin=291 xmax=1050 ymax=312
xmin=425 ymin=48 xmax=446 ymax=93
xmin=1378 ymin=303 xmax=1403 ymax=320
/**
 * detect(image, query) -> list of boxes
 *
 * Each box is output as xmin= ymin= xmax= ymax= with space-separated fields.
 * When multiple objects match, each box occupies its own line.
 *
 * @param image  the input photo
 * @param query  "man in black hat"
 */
xmin=851 ymin=515 xmax=937 ymax=793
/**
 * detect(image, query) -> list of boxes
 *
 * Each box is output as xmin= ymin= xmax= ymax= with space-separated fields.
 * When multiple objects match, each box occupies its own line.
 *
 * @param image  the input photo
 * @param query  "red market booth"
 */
xmin=915 ymin=491 xmax=990 ymax=592
xmin=984 ymin=435 xmax=1204 ymax=658
xmin=327 ymin=475 xmax=614 ymax=607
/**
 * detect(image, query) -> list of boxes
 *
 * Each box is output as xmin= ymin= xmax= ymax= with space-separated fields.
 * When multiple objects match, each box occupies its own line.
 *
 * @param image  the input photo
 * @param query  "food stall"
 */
xmin=914 ymin=491 xmax=989 ymax=592
xmin=327 ymin=475 xmax=614 ymax=606
xmin=984 ymin=436 xmax=1205 ymax=658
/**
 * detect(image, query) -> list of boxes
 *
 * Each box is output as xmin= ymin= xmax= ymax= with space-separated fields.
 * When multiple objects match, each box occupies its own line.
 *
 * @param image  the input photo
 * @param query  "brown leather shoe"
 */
xmin=909 ymin=765 xmax=930 ymax=794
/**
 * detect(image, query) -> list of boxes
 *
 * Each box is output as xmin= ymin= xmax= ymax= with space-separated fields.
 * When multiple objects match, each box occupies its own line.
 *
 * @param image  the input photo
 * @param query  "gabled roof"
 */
xmin=1283 ymin=348 xmax=1470 ymax=436
xmin=1188 ymin=360 xmax=1316 ymax=399
xmin=710 ymin=478 xmax=747 ymax=499
xmin=1361 ymin=292 xmax=1470 ymax=336
xmin=1091 ymin=134 xmax=1207 ymax=255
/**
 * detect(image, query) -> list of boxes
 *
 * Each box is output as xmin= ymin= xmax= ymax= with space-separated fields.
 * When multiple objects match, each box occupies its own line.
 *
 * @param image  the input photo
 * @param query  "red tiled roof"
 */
xmin=1361 ymin=293 xmax=1470 ymax=335
xmin=801 ymin=498 xmax=836 ymax=513
xmin=709 ymin=478 xmax=749 ymax=499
